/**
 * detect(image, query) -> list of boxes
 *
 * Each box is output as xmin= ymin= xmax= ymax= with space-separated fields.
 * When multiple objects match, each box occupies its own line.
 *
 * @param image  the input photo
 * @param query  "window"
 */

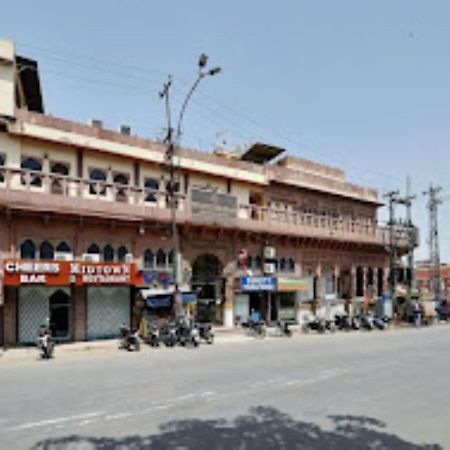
xmin=247 ymin=255 xmax=253 ymax=269
xmin=0 ymin=153 xmax=5 ymax=183
xmin=156 ymin=249 xmax=166 ymax=268
xmin=288 ymin=258 xmax=295 ymax=273
xmin=144 ymin=249 xmax=154 ymax=268
xmin=21 ymin=157 xmax=42 ymax=187
xmin=103 ymin=244 xmax=114 ymax=262
xmin=113 ymin=173 xmax=129 ymax=202
xmin=279 ymin=258 xmax=286 ymax=272
xmin=255 ymin=256 xmax=262 ymax=270
xmin=87 ymin=243 xmax=100 ymax=254
xmin=89 ymin=168 xmax=107 ymax=195
xmin=168 ymin=249 xmax=174 ymax=266
xmin=50 ymin=162 xmax=69 ymax=194
xmin=56 ymin=241 xmax=71 ymax=253
xmin=144 ymin=177 xmax=159 ymax=202
xmin=20 ymin=239 xmax=36 ymax=259
xmin=117 ymin=245 xmax=129 ymax=262
xmin=40 ymin=241 xmax=54 ymax=260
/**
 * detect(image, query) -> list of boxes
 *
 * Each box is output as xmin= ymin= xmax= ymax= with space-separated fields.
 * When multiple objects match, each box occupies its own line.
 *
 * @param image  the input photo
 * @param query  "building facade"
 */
xmin=0 ymin=40 xmax=414 ymax=346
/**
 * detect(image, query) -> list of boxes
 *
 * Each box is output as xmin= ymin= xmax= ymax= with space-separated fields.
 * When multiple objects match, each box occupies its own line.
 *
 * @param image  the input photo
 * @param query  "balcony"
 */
xmin=0 ymin=167 xmax=416 ymax=249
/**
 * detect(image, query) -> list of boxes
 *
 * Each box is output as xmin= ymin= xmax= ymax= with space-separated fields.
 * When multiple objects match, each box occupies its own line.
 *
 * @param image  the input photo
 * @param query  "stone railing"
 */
xmin=0 ymin=167 xmax=415 ymax=248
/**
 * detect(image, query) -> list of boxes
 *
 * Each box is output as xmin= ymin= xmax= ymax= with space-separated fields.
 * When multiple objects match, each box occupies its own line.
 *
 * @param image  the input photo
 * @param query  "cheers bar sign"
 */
xmin=3 ymin=261 xmax=135 ymax=286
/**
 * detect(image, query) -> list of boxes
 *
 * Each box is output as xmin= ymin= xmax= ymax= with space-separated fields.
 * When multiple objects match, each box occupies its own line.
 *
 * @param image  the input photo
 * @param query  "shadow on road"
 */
xmin=31 ymin=406 xmax=442 ymax=450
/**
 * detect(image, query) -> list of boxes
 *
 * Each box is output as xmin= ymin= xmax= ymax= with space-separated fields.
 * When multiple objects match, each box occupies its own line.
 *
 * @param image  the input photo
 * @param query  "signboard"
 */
xmin=277 ymin=277 xmax=311 ymax=293
xmin=3 ymin=260 xmax=135 ymax=286
xmin=240 ymin=276 xmax=276 ymax=292
xmin=191 ymin=188 xmax=237 ymax=222
xmin=136 ymin=270 xmax=174 ymax=287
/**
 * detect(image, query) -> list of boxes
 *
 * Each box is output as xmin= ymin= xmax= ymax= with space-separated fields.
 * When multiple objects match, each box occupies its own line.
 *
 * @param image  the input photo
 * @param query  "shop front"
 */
xmin=235 ymin=276 xmax=277 ymax=324
xmin=3 ymin=260 xmax=136 ymax=344
xmin=276 ymin=277 xmax=312 ymax=323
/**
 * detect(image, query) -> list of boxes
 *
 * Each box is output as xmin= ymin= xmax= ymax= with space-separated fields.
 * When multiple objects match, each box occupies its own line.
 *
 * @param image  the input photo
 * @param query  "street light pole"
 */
xmin=159 ymin=54 xmax=221 ymax=317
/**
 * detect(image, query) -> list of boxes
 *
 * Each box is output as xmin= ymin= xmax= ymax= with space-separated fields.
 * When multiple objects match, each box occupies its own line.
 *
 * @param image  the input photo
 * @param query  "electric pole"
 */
xmin=159 ymin=55 xmax=221 ymax=317
xmin=396 ymin=177 xmax=416 ymax=299
xmin=423 ymin=184 xmax=442 ymax=300
xmin=384 ymin=190 xmax=400 ymax=302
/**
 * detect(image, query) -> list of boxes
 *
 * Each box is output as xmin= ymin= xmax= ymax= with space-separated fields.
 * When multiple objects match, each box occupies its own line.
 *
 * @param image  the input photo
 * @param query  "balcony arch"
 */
xmin=20 ymin=239 xmax=36 ymax=260
xmin=103 ymin=244 xmax=114 ymax=262
xmin=56 ymin=241 xmax=71 ymax=253
xmin=21 ymin=157 xmax=42 ymax=187
xmin=40 ymin=240 xmax=54 ymax=260
xmin=89 ymin=168 xmax=107 ymax=196
xmin=156 ymin=249 xmax=166 ymax=268
xmin=87 ymin=243 xmax=100 ymax=255
xmin=143 ymin=249 xmax=154 ymax=268
xmin=113 ymin=173 xmax=129 ymax=202
xmin=117 ymin=245 xmax=129 ymax=262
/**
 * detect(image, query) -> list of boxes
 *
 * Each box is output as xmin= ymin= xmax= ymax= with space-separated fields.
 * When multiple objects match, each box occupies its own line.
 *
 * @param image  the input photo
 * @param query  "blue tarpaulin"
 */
xmin=146 ymin=296 xmax=171 ymax=308
xmin=182 ymin=292 xmax=197 ymax=304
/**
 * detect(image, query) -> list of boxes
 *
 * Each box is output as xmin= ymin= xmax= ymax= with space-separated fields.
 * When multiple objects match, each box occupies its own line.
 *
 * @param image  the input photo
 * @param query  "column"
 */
xmin=223 ymin=277 xmax=234 ymax=328
xmin=383 ymin=267 xmax=390 ymax=297
xmin=350 ymin=265 xmax=357 ymax=300
xmin=362 ymin=267 xmax=367 ymax=298
xmin=73 ymin=286 xmax=86 ymax=341
xmin=334 ymin=265 xmax=340 ymax=299
xmin=314 ymin=262 xmax=322 ymax=315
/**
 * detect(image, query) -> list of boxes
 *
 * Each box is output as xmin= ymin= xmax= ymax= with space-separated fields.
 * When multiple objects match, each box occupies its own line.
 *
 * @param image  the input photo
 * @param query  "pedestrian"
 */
xmin=413 ymin=300 xmax=421 ymax=328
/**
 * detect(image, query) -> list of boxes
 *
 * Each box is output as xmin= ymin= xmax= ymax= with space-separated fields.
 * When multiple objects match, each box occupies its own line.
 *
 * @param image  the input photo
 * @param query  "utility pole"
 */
xmin=396 ymin=177 xmax=416 ymax=299
xmin=423 ymin=184 xmax=442 ymax=300
xmin=384 ymin=190 xmax=400 ymax=302
xmin=159 ymin=55 xmax=221 ymax=317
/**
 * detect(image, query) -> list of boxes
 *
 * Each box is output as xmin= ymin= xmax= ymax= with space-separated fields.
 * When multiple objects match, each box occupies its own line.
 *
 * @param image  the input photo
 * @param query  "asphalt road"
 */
xmin=0 ymin=325 xmax=448 ymax=449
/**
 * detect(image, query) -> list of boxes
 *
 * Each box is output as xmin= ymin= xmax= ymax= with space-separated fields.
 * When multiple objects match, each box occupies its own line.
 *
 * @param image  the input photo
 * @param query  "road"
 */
xmin=0 ymin=325 xmax=448 ymax=449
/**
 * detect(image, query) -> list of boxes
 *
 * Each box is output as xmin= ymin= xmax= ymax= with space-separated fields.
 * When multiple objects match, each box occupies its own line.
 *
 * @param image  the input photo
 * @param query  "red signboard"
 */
xmin=3 ymin=260 xmax=136 ymax=286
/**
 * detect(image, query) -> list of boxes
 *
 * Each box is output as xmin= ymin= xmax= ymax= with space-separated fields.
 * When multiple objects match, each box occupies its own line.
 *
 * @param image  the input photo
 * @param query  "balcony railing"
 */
xmin=0 ymin=167 xmax=415 ymax=248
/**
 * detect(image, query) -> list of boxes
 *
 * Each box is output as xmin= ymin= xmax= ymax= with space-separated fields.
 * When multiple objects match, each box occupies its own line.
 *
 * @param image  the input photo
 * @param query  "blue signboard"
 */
xmin=142 ymin=270 xmax=173 ymax=286
xmin=240 ymin=276 xmax=276 ymax=292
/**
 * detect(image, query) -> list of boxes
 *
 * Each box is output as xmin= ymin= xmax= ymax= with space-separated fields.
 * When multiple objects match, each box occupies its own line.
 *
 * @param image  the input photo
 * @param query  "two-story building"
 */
xmin=0 ymin=39 xmax=414 ymax=346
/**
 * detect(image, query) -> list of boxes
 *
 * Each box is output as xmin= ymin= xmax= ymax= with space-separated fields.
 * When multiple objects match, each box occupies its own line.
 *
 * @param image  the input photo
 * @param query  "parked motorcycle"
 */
xmin=334 ymin=313 xmax=351 ymax=331
xmin=373 ymin=316 xmax=388 ymax=330
xmin=302 ymin=317 xmax=326 ymax=334
xmin=119 ymin=326 xmax=141 ymax=351
xmin=277 ymin=320 xmax=292 ymax=337
xmin=37 ymin=325 xmax=55 ymax=359
xmin=159 ymin=323 xmax=178 ymax=347
xmin=147 ymin=324 xmax=160 ymax=348
xmin=359 ymin=314 xmax=374 ymax=331
xmin=351 ymin=315 xmax=361 ymax=331
xmin=176 ymin=319 xmax=200 ymax=347
xmin=197 ymin=323 xmax=214 ymax=344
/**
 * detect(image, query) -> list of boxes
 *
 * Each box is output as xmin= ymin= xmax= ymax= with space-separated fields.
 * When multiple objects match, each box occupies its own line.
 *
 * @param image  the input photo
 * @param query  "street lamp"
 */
xmin=159 ymin=54 xmax=221 ymax=317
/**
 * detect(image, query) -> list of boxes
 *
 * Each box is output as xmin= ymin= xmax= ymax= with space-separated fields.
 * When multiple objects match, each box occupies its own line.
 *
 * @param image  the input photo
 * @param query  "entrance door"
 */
xmin=18 ymin=287 xmax=49 ymax=344
xmin=49 ymin=289 xmax=71 ymax=340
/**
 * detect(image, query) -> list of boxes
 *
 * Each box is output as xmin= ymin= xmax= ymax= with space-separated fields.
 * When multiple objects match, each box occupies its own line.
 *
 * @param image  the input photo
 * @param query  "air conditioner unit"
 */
xmin=263 ymin=246 xmax=276 ymax=259
xmin=264 ymin=262 xmax=276 ymax=274
xmin=82 ymin=253 xmax=100 ymax=263
xmin=125 ymin=253 xmax=134 ymax=263
xmin=54 ymin=252 xmax=73 ymax=261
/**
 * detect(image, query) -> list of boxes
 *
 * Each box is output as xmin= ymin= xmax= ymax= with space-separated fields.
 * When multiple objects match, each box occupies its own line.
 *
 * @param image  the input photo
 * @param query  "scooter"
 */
xmin=37 ymin=325 xmax=55 ymax=359
xmin=334 ymin=313 xmax=351 ymax=331
xmin=177 ymin=320 xmax=200 ymax=347
xmin=302 ymin=317 xmax=326 ymax=334
xmin=360 ymin=314 xmax=374 ymax=331
xmin=373 ymin=316 xmax=388 ymax=330
xmin=147 ymin=324 xmax=160 ymax=348
xmin=119 ymin=326 xmax=141 ymax=351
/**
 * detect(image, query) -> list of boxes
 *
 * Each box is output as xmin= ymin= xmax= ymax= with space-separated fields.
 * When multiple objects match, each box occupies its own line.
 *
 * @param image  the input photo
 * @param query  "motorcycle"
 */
xmin=302 ymin=317 xmax=326 ymax=334
xmin=37 ymin=325 xmax=55 ymax=359
xmin=334 ymin=313 xmax=351 ymax=331
xmin=176 ymin=319 xmax=200 ymax=347
xmin=360 ymin=314 xmax=374 ymax=331
xmin=373 ymin=316 xmax=388 ymax=330
xmin=198 ymin=323 xmax=214 ymax=344
xmin=147 ymin=324 xmax=160 ymax=348
xmin=351 ymin=315 xmax=361 ymax=331
xmin=119 ymin=326 xmax=141 ymax=351
xmin=277 ymin=320 xmax=292 ymax=337
xmin=160 ymin=323 xmax=178 ymax=347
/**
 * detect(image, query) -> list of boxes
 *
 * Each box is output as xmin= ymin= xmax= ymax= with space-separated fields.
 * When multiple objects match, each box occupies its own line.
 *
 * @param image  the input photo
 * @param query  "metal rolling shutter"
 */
xmin=18 ymin=286 xmax=49 ymax=344
xmin=87 ymin=286 xmax=130 ymax=340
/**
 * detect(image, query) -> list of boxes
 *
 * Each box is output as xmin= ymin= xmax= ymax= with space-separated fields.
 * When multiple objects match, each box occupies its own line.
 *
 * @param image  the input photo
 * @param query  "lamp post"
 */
xmin=159 ymin=54 xmax=221 ymax=317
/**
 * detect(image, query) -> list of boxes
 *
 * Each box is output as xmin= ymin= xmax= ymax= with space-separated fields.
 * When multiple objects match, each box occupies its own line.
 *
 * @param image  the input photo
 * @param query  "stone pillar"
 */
xmin=383 ymin=267 xmax=390 ymax=297
xmin=313 ymin=262 xmax=322 ymax=315
xmin=73 ymin=286 xmax=86 ymax=341
xmin=350 ymin=265 xmax=357 ymax=300
xmin=223 ymin=277 xmax=234 ymax=328
xmin=334 ymin=265 xmax=340 ymax=299
xmin=4 ymin=286 xmax=17 ymax=346
xmin=362 ymin=267 xmax=367 ymax=298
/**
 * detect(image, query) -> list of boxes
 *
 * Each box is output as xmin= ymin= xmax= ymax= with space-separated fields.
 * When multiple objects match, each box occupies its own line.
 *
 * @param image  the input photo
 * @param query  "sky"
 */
xmin=1 ymin=1 xmax=450 ymax=260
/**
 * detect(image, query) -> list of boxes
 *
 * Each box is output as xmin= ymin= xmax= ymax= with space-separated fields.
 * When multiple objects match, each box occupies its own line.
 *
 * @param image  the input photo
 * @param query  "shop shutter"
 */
xmin=18 ymin=287 xmax=49 ymax=344
xmin=234 ymin=294 xmax=249 ymax=323
xmin=87 ymin=286 xmax=130 ymax=340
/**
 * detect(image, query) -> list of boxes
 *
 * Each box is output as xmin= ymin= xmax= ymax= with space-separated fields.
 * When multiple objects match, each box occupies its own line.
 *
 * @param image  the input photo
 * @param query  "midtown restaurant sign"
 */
xmin=3 ymin=260 xmax=135 ymax=286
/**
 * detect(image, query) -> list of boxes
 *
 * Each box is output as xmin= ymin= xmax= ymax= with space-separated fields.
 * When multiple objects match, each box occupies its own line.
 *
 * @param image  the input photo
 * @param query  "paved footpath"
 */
xmin=0 ymin=325 xmax=448 ymax=449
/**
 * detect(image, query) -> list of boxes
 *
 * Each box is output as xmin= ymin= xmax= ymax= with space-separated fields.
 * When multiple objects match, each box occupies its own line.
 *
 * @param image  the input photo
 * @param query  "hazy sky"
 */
xmin=2 ymin=1 xmax=450 ymax=260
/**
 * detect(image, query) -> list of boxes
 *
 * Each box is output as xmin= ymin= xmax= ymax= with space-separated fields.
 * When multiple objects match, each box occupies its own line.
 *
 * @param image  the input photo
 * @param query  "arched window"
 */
xmin=168 ymin=249 xmax=175 ymax=266
xmin=143 ymin=249 xmax=154 ymax=268
xmin=156 ymin=249 xmax=166 ymax=268
xmin=50 ymin=162 xmax=69 ymax=194
xmin=20 ymin=239 xmax=36 ymax=259
xmin=247 ymin=255 xmax=253 ymax=269
xmin=89 ymin=168 xmax=107 ymax=196
xmin=255 ymin=256 xmax=262 ymax=270
xmin=288 ymin=258 xmax=295 ymax=273
xmin=21 ymin=157 xmax=42 ymax=187
xmin=113 ymin=173 xmax=129 ymax=202
xmin=117 ymin=245 xmax=128 ymax=262
xmin=0 ymin=154 xmax=5 ymax=183
xmin=87 ymin=243 xmax=100 ymax=254
xmin=280 ymin=258 xmax=287 ymax=272
xmin=56 ymin=241 xmax=71 ymax=253
xmin=103 ymin=244 xmax=114 ymax=262
xmin=39 ymin=241 xmax=54 ymax=260
xmin=144 ymin=177 xmax=159 ymax=202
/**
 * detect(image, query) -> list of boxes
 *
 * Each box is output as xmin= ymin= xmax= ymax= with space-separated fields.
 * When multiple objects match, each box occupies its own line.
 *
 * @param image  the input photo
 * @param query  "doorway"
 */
xmin=49 ymin=289 xmax=71 ymax=340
